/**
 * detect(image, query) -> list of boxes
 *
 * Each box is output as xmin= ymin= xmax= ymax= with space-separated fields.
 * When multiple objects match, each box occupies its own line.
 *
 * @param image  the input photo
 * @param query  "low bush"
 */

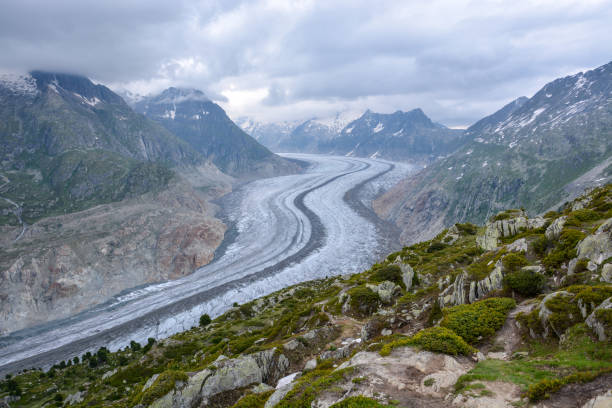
xmin=543 ymin=229 xmax=586 ymax=269
xmin=329 ymin=396 xmax=394 ymax=407
xmin=503 ymin=270 xmax=545 ymax=296
xmin=440 ymin=298 xmax=516 ymax=344
xmin=347 ymin=285 xmax=380 ymax=317
xmin=199 ymin=314 xmax=212 ymax=327
xmin=532 ymin=235 xmax=549 ymax=256
xmin=502 ymin=253 xmax=529 ymax=272
xmin=371 ymin=264 xmax=405 ymax=289
xmin=526 ymin=369 xmax=611 ymax=402
xmin=230 ymin=390 xmax=274 ymax=407
xmin=401 ymin=327 xmax=475 ymax=356
xmin=426 ymin=242 xmax=448 ymax=253
xmin=455 ymin=222 xmax=478 ymax=235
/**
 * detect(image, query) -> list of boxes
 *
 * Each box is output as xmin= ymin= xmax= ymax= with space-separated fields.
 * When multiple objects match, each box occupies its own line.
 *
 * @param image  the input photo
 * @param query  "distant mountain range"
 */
xmin=374 ymin=60 xmax=612 ymax=244
xmin=238 ymin=109 xmax=465 ymax=162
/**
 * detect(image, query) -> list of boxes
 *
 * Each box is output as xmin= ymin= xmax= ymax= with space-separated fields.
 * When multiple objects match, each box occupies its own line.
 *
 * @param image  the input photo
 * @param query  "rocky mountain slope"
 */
xmin=133 ymin=88 xmax=300 ymax=179
xmin=2 ymin=184 xmax=611 ymax=408
xmin=374 ymin=61 xmax=612 ymax=245
xmin=0 ymin=72 xmax=232 ymax=334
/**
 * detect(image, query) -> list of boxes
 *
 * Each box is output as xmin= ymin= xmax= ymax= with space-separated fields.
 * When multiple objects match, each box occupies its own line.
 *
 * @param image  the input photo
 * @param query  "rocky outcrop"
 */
xmin=577 ymin=218 xmax=612 ymax=265
xmin=439 ymin=272 xmax=468 ymax=308
xmin=476 ymin=211 xmax=544 ymax=251
xmin=585 ymin=297 xmax=612 ymax=341
xmin=545 ymin=216 xmax=567 ymax=240
xmin=150 ymin=348 xmax=289 ymax=408
xmin=537 ymin=291 xmax=574 ymax=338
xmin=469 ymin=261 xmax=504 ymax=303
xmin=601 ymin=264 xmax=612 ymax=283
xmin=394 ymin=257 xmax=416 ymax=290
xmin=366 ymin=281 xmax=401 ymax=304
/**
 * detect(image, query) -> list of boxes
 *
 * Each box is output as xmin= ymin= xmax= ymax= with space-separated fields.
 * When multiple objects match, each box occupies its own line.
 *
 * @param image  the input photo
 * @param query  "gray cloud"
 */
xmin=1 ymin=0 xmax=611 ymax=126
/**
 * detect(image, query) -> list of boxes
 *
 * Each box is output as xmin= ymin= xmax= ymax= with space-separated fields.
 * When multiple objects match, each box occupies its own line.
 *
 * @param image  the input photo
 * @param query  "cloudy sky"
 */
xmin=1 ymin=0 xmax=611 ymax=127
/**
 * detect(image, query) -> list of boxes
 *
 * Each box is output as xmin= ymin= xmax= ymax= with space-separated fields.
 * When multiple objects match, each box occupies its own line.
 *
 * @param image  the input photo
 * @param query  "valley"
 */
xmin=0 ymin=154 xmax=414 ymax=376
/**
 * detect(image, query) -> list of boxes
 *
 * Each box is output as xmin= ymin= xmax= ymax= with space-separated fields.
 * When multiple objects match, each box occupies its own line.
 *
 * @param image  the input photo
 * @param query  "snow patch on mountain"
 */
xmin=0 ymin=72 xmax=38 ymax=96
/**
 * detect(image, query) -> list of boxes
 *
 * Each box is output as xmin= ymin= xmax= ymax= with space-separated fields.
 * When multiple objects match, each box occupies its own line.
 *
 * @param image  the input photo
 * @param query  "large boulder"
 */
xmin=150 ymin=348 xmax=289 ymax=407
xmin=476 ymin=211 xmax=543 ymax=251
xmin=577 ymin=218 xmax=612 ymax=265
xmin=601 ymin=264 xmax=612 ymax=283
xmin=586 ymin=297 xmax=612 ymax=341
xmin=394 ymin=258 xmax=417 ymax=290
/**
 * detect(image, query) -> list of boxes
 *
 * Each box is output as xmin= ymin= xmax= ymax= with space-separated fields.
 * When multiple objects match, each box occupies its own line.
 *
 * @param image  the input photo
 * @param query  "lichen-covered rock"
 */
xmin=506 ymin=238 xmax=527 ymax=253
xmin=537 ymin=291 xmax=574 ymax=338
xmin=394 ymin=257 xmax=416 ymax=290
xmin=469 ymin=261 xmax=504 ymax=303
xmin=477 ymin=211 xmax=538 ymax=250
xmin=601 ymin=264 xmax=612 ymax=283
xmin=150 ymin=348 xmax=289 ymax=407
xmin=440 ymin=272 xmax=468 ymax=307
xmin=577 ymin=218 xmax=612 ymax=265
xmin=545 ymin=216 xmax=567 ymax=240
xmin=581 ymin=390 xmax=612 ymax=408
xmin=366 ymin=281 xmax=401 ymax=304
xmin=361 ymin=316 xmax=385 ymax=342
xmin=585 ymin=297 xmax=612 ymax=341
xmin=442 ymin=225 xmax=461 ymax=245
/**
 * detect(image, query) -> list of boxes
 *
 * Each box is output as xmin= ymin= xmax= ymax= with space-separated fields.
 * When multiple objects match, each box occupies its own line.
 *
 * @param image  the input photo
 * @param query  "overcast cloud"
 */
xmin=1 ymin=0 xmax=611 ymax=126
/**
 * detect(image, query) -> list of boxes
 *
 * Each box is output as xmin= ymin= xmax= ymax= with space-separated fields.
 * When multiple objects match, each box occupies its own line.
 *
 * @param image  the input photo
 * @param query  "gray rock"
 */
xmin=303 ymin=359 xmax=317 ymax=372
xmin=601 ymin=264 xmax=612 ymax=283
xmin=577 ymin=218 xmax=612 ymax=265
xmin=393 ymin=257 xmax=416 ymax=290
xmin=538 ymin=291 xmax=574 ymax=337
xmin=252 ymin=383 xmax=274 ymax=394
xmin=65 ymin=391 xmax=85 ymax=405
xmin=469 ymin=261 xmax=504 ymax=303
xmin=439 ymin=272 xmax=468 ymax=307
xmin=586 ymin=297 xmax=612 ymax=341
xmin=366 ymin=281 xmax=401 ymax=304
xmin=361 ymin=316 xmax=385 ymax=342
xmin=477 ymin=212 xmax=535 ymax=250
xmin=143 ymin=374 xmax=160 ymax=392
xmin=264 ymin=384 xmax=293 ymax=408
xmin=545 ymin=216 xmax=567 ymax=240
xmin=506 ymin=238 xmax=528 ymax=253
xmin=381 ymin=329 xmax=393 ymax=336
xmin=150 ymin=348 xmax=289 ymax=408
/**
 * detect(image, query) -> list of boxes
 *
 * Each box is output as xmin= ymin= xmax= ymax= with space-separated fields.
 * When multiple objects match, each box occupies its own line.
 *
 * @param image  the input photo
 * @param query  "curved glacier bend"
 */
xmin=0 ymin=154 xmax=414 ymax=375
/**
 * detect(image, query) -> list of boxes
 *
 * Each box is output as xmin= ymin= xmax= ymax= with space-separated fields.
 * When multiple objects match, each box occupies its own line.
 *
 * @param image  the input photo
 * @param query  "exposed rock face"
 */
xmin=151 ymin=348 xmax=289 ymax=408
xmin=469 ymin=261 xmax=504 ymax=303
xmin=0 ymin=179 xmax=228 ymax=335
xmin=439 ymin=272 xmax=468 ymax=308
xmin=546 ymin=216 xmax=567 ymax=240
xmin=581 ymin=390 xmax=612 ymax=408
xmin=601 ymin=264 xmax=612 ymax=283
xmin=537 ymin=291 xmax=574 ymax=338
xmin=476 ymin=211 xmax=530 ymax=250
xmin=394 ymin=257 xmax=416 ymax=290
xmin=585 ymin=297 xmax=612 ymax=341
xmin=577 ymin=218 xmax=612 ymax=265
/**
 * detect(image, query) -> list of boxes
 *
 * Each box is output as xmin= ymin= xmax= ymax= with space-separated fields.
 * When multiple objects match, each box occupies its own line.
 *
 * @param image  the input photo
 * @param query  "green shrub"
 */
xmin=230 ymin=390 xmax=274 ymax=408
xmin=427 ymin=242 xmax=448 ymax=252
xmin=199 ymin=314 xmax=212 ymax=327
xmin=502 ymin=253 xmax=529 ymax=272
xmin=532 ymin=235 xmax=549 ymax=256
xmin=456 ymin=222 xmax=478 ymax=235
xmin=371 ymin=264 xmax=405 ymax=289
xmin=503 ymin=270 xmax=545 ymax=296
xmin=574 ymin=259 xmax=589 ymax=273
xmin=543 ymin=229 xmax=586 ymax=269
xmin=139 ymin=370 xmax=188 ymax=406
xmin=526 ymin=369 xmax=611 ymax=402
xmin=347 ymin=285 xmax=380 ymax=317
xmin=329 ymin=396 xmax=394 ymax=407
xmin=441 ymin=298 xmax=516 ymax=344
xmin=379 ymin=327 xmax=475 ymax=356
